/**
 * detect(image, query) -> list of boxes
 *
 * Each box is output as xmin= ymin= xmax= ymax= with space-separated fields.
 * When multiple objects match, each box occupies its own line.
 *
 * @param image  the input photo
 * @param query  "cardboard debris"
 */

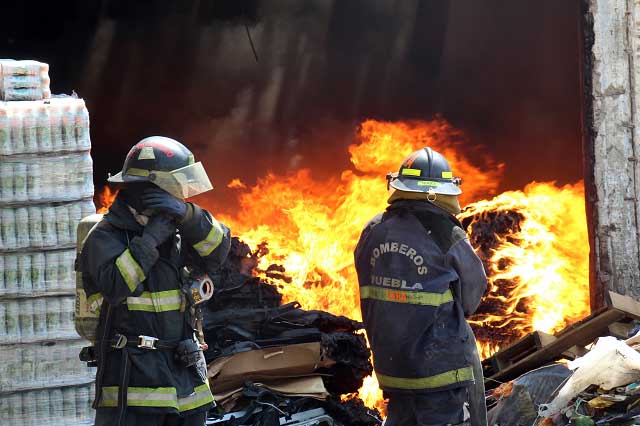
xmin=213 ymin=376 xmax=330 ymax=403
xmin=207 ymin=342 xmax=335 ymax=394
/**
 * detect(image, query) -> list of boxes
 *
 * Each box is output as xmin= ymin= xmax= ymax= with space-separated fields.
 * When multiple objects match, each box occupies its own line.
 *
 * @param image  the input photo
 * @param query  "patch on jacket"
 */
xmin=369 ymin=241 xmax=429 ymax=276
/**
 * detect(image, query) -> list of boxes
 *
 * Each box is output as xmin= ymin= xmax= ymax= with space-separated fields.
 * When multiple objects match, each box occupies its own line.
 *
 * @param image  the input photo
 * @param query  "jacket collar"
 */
xmin=386 ymin=199 xmax=462 ymax=228
xmin=104 ymin=193 xmax=144 ymax=232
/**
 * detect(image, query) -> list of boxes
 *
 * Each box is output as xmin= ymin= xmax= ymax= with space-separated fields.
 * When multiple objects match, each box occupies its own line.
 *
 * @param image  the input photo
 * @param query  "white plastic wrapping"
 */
xmin=0 ymin=340 xmax=95 ymax=392
xmin=0 ymin=200 xmax=95 ymax=251
xmin=0 ymin=60 xmax=51 ymax=102
xmin=0 ymin=250 xmax=75 ymax=296
xmin=539 ymin=336 xmax=640 ymax=418
xmin=0 ymin=62 xmax=97 ymax=426
xmin=0 ymin=295 xmax=78 ymax=343
xmin=0 ymin=383 xmax=94 ymax=426
xmin=0 ymin=98 xmax=90 ymax=156
xmin=0 ymin=152 xmax=94 ymax=204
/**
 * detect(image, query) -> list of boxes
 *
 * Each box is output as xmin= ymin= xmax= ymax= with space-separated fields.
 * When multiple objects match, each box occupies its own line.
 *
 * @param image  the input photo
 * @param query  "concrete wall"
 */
xmin=586 ymin=0 xmax=640 ymax=308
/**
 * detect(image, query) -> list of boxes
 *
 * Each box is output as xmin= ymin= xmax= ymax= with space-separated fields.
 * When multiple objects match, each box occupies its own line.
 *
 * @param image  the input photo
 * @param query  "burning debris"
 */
xmin=203 ymin=237 xmax=380 ymax=425
xmin=460 ymin=182 xmax=590 ymax=359
xmin=462 ymin=208 xmax=529 ymax=352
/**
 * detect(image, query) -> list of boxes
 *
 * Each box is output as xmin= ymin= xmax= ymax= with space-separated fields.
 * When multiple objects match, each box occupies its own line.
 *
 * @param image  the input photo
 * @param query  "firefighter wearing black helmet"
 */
xmin=81 ymin=136 xmax=231 ymax=426
xmin=354 ymin=147 xmax=488 ymax=426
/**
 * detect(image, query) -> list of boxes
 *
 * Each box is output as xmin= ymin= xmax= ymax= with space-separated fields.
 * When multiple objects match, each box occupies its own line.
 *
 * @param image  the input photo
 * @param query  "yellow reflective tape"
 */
xmin=99 ymin=386 xmax=179 ymax=409
xmin=193 ymin=219 xmax=224 ymax=257
xmin=416 ymin=181 xmax=442 ymax=186
xmin=127 ymin=290 xmax=182 ymax=312
xmin=126 ymin=168 xmax=151 ymax=177
xmin=178 ymin=383 xmax=215 ymax=412
xmin=115 ymin=249 xmax=146 ymax=292
xmin=442 ymin=171 xmax=453 ymax=178
xmin=401 ymin=168 xmax=421 ymax=177
xmin=360 ymin=286 xmax=453 ymax=306
xmin=377 ymin=367 xmax=474 ymax=390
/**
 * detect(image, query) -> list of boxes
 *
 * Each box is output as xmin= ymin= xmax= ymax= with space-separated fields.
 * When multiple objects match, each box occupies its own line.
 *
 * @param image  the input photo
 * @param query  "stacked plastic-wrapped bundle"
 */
xmin=0 ymin=60 xmax=51 ymax=101
xmin=0 ymin=67 xmax=96 ymax=426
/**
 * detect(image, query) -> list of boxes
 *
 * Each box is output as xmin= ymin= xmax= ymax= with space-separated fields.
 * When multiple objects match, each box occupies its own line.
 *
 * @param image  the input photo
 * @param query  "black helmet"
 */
xmin=387 ymin=147 xmax=462 ymax=195
xmin=108 ymin=136 xmax=213 ymax=199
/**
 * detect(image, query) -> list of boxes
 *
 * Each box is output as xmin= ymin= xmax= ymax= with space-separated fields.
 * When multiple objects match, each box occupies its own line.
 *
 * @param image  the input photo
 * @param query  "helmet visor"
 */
xmin=152 ymin=162 xmax=213 ymax=199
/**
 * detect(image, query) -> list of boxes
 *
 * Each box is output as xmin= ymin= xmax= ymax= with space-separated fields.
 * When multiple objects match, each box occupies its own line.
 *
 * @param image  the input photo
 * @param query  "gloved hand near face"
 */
xmin=141 ymin=187 xmax=187 ymax=220
xmin=142 ymin=215 xmax=176 ymax=247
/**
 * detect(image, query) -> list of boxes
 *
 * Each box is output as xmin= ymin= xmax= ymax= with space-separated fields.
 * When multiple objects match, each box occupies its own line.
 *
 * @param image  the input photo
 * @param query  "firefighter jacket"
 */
xmin=81 ymin=194 xmax=231 ymax=416
xmin=354 ymin=199 xmax=487 ymax=395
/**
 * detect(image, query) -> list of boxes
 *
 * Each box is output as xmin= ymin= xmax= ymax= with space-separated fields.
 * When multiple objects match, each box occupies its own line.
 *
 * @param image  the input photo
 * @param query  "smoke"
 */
xmin=0 ymin=0 xmax=582 ymax=211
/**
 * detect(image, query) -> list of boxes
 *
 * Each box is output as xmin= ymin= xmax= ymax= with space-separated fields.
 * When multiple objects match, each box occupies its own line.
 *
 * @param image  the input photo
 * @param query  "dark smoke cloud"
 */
xmin=0 ymin=0 xmax=581 ymax=209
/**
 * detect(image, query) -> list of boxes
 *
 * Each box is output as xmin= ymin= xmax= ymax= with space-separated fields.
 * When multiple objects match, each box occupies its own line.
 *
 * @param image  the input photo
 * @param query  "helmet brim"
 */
xmin=107 ymin=172 xmax=150 ymax=184
xmin=390 ymin=176 xmax=462 ymax=196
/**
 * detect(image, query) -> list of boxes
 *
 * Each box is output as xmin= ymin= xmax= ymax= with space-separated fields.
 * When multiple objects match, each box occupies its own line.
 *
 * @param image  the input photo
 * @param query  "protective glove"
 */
xmin=175 ymin=339 xmax=201 ymax=367
xmin=141 ymin=187 xmax=187 ymax=220
xmin=141 ymin=214 xmax=176 ymax=247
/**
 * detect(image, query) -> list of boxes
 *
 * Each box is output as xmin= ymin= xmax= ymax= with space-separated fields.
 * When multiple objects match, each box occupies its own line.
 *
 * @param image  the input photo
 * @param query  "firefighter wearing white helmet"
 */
xmin=80 ymin=136 xmax=231 ymax=426
xmin=355 ymin=147 xmax=488 ymax=426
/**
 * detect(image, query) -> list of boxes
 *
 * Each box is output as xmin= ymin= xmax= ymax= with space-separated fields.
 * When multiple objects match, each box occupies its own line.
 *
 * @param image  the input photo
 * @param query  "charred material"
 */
xmin=209 ymin=238 xmax=283 ymax=310
xmin=461 ymin=209 xmax=534 ymax=353
xmin=204 ymin=237 xmax=377 ymax=424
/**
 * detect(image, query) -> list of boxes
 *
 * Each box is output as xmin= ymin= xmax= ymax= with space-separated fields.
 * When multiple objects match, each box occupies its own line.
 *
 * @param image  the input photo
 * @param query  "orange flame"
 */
xmin=460 ymin=181 xmax=590 ymax=358
xmin=227 ymin=178 xmax=247 ymax=189
xmin=96 ymin=185 xmax=118 ymax=214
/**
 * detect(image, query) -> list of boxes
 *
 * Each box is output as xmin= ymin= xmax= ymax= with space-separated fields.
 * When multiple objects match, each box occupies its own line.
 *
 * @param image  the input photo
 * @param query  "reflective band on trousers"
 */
xmin=377 ymin=366 xmax=474 ymax=390
xmin=359 ymin=286 xmax=453 ymax=306
xmin=126 ymin=290 xmax=182 ymax=312
xmin=115 ymin=249 xmax=146 ymax=292
xmin=193 ymin=218 xmax=224 ymax=257
xmin=178 ymin=383 xmax=214 ymax=412
xmin=99 ymin=383 xmax=214 ymax=412
xmin=99 ymin=386 xmax=178 ymax=409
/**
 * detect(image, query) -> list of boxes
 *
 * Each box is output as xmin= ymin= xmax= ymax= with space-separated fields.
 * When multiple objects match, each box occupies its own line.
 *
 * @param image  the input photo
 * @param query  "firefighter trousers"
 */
xmin=95 ymin=408 xmax=207 ymax=426
xmin=385 ymin=387 xmax=469 ymax=426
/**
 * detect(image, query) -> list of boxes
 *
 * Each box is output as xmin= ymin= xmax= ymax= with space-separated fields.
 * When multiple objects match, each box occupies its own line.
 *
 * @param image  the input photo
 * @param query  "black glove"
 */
xmin=175 ymin=339 xmax=202 ymax=367
xmin=141 ymin=188 xmax=187 ymax=220
xmin=142 ymin=214 xmax=176 ymax=247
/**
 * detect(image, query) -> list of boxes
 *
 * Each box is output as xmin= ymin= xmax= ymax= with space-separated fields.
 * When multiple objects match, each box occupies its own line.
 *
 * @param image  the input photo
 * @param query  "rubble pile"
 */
xmin=534 ymin=334 xmax=640 ymax=425
xmin=203 ymin=238 xmax=381 ymax=425
xmin=483 ymin=331 xmax=640 ymax=426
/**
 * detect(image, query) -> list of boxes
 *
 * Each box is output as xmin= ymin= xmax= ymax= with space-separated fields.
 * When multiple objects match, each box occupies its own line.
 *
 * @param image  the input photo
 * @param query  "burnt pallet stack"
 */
xmin=0 ymin=60 xmax=96 ymax=426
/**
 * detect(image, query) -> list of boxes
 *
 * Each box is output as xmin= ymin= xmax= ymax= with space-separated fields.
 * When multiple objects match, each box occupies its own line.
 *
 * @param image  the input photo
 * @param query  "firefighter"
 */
xmin=354 ymin=147 xmax=488 ymax=426
xmin=81 ymin=136 xmax=231 ymax=426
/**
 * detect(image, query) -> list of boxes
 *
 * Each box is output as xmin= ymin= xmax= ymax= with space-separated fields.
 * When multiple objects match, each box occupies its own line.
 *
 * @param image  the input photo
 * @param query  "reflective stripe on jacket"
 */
xmin=81 ymin=195 xmax=231 ymax=415
xmin=354 ymin=200 xmax=487 ymax=394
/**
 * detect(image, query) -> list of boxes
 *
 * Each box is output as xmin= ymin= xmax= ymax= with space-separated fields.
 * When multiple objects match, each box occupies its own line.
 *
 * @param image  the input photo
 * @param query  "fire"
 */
xmin=96 ymin=185 xmax=118 ymax=214
xmin=227 ymin=178 xmax=247 ymax=189
xmin=96 ymin=118 xmax=590 ymax=410
xmin=460 ymin=182 xmax=590 ymax=358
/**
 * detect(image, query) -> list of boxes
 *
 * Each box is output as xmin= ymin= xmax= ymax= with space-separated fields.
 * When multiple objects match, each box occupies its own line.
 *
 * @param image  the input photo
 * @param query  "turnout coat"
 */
xmin=355 ymin=199 xmax=487 ymax=395
xmin=81 ymin=195 xmax=231 ymax=416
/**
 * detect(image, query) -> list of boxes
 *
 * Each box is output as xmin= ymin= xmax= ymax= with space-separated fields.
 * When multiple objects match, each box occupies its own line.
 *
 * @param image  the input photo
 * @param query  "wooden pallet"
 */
xmin=482 ymin=331 xmax=558 ymax=378
xmin=482 ymin=291 xmax=640 ymax=385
